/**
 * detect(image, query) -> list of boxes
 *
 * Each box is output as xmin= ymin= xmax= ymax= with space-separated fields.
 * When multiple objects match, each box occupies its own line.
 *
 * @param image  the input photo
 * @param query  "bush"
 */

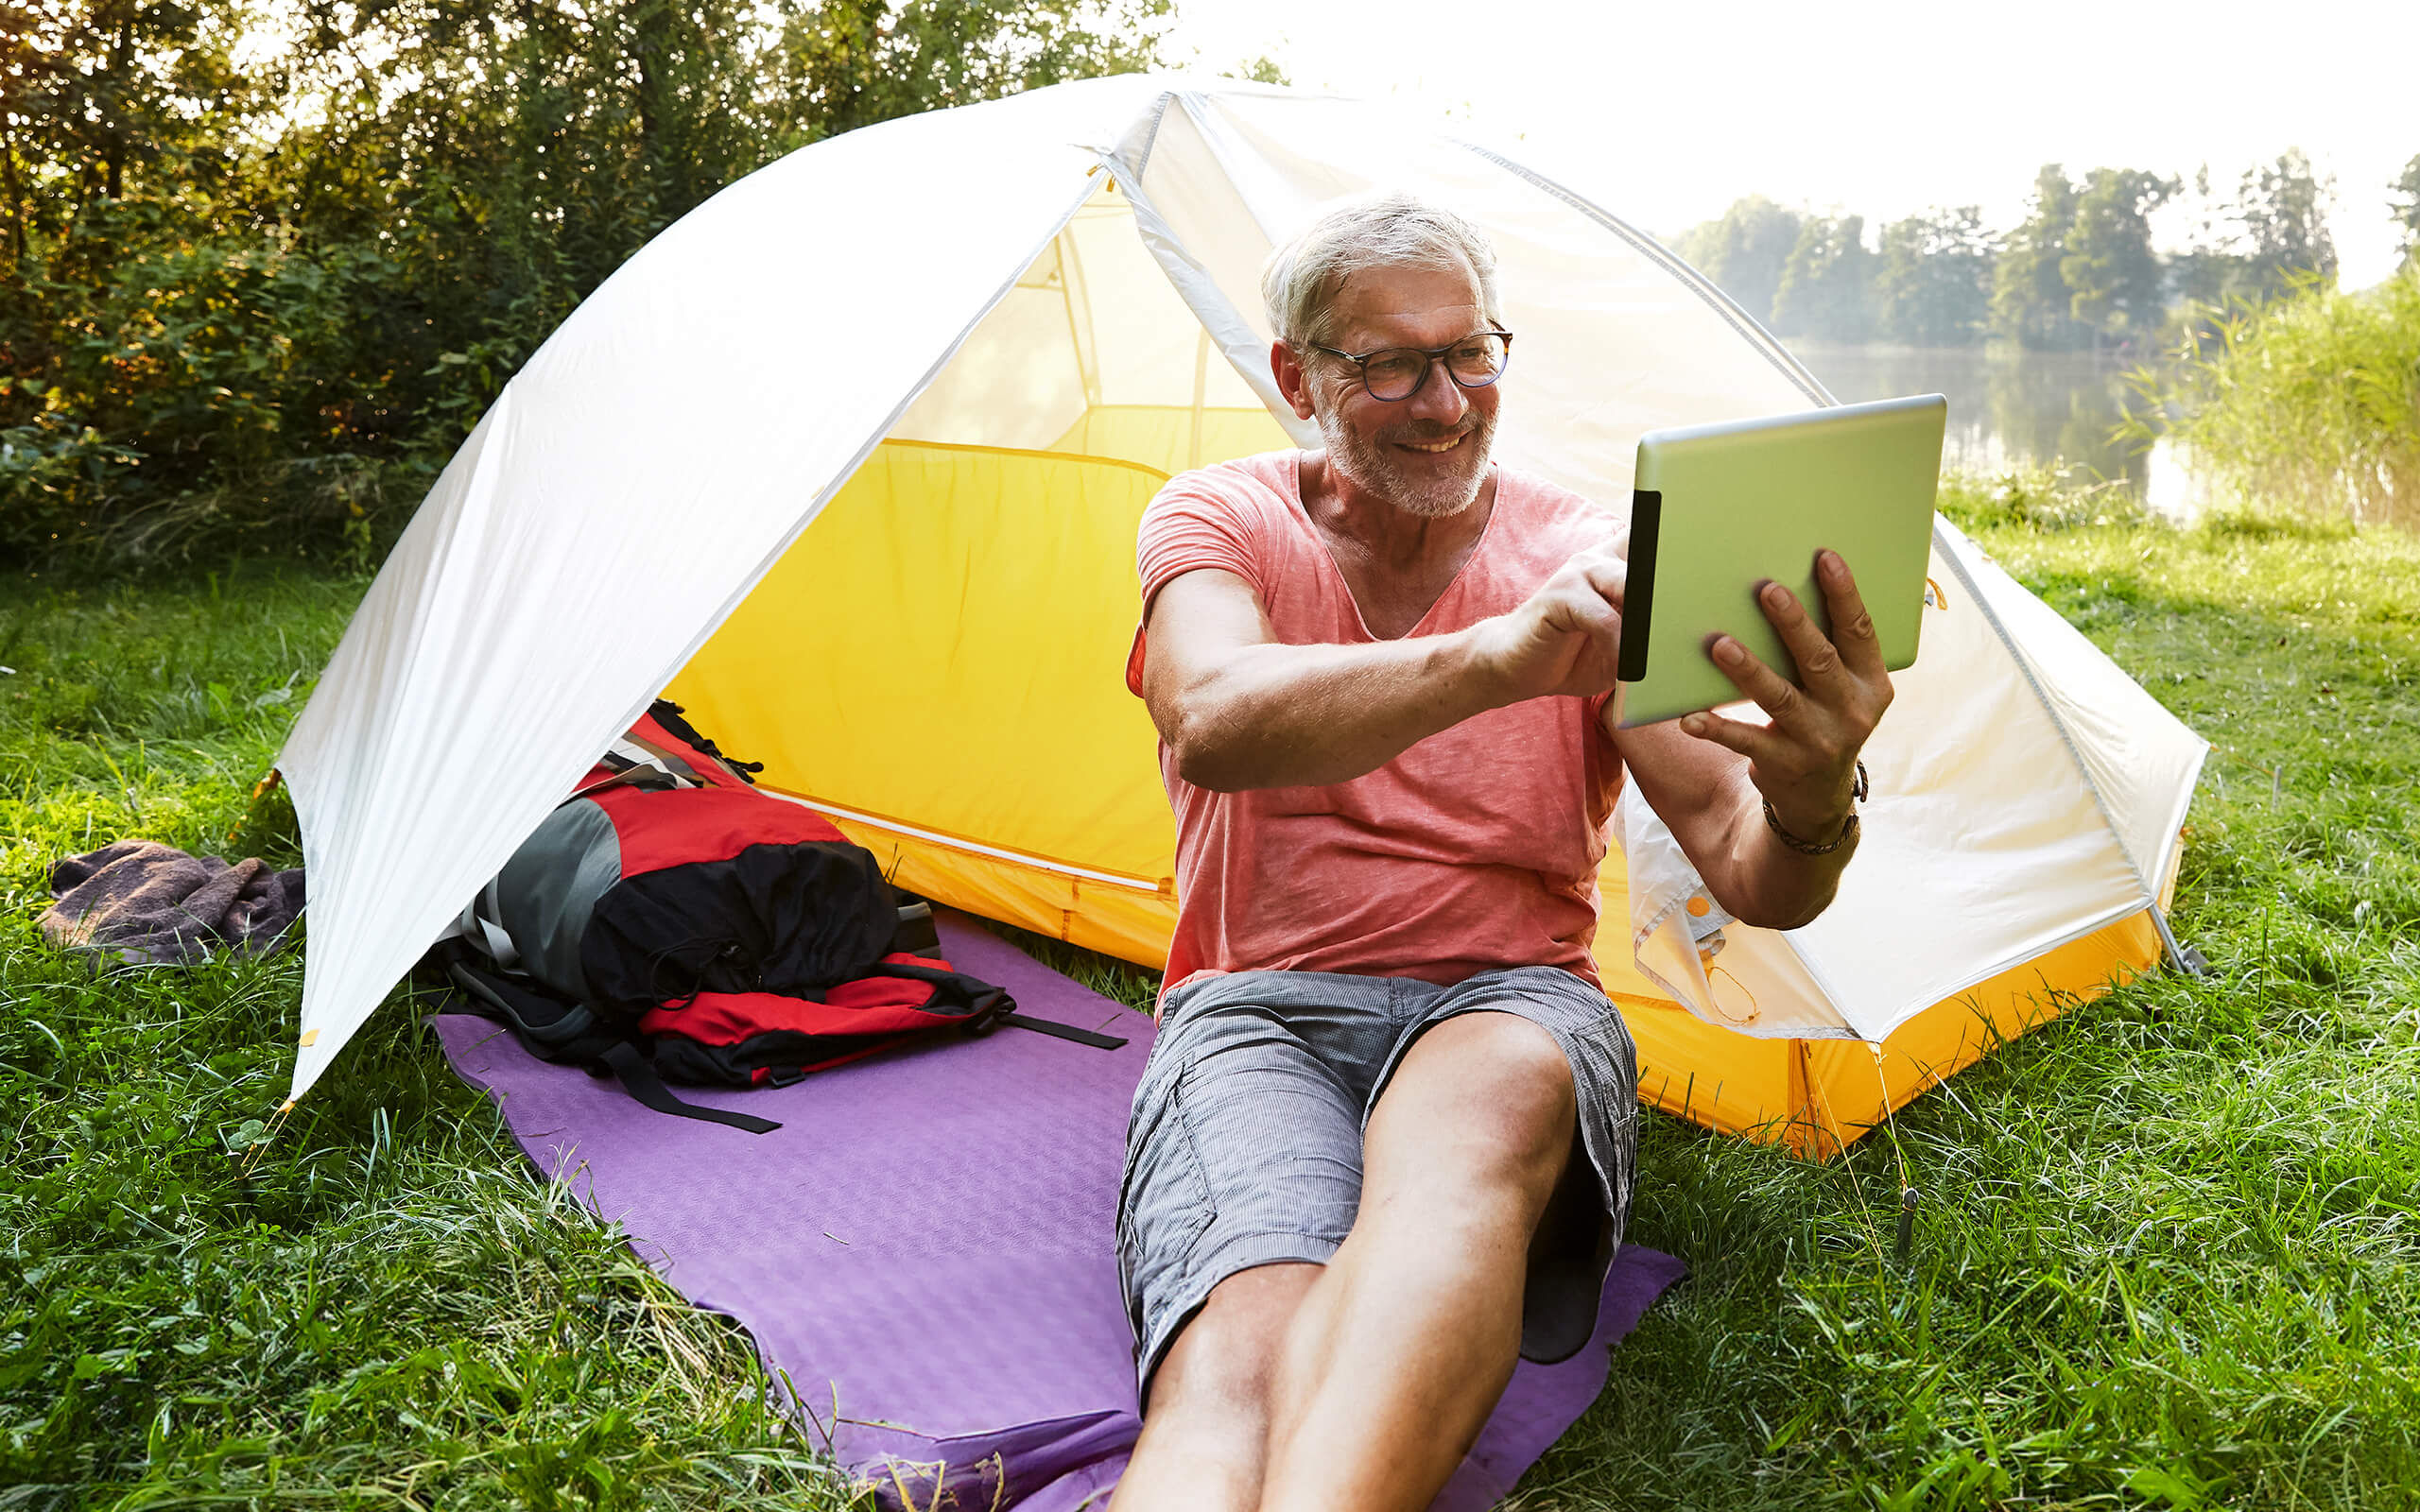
xmin=2145 ymin=267 xmax=2420 ymax=530
xmin=1936 ymin=460 xmax=2149 ymax=532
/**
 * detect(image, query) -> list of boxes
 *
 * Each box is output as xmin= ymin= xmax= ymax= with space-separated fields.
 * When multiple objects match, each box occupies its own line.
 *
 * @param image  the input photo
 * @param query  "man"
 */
xmin=1112 ymin=195 xmax=1892 ymax=1512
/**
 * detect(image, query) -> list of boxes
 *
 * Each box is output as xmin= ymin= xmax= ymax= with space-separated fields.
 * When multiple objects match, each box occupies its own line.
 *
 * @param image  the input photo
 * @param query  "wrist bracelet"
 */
xmin=1764 ymin=761 xmax=1869 ymax=856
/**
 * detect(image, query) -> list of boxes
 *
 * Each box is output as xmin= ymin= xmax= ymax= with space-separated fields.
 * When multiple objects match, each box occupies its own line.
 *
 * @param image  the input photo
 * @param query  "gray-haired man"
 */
xmin=1112 ymin=194 xmax=1892 ymax=1510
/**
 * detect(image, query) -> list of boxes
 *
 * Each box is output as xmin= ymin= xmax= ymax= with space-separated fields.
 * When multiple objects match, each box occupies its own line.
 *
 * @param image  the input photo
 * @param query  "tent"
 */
xmin=277 ymin=76 xmax=2207 ymax=1157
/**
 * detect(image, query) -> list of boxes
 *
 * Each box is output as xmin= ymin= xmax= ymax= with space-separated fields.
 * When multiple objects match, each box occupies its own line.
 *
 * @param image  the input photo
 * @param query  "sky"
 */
xmin=1163 ymin=0 xmax=2420 ymax=289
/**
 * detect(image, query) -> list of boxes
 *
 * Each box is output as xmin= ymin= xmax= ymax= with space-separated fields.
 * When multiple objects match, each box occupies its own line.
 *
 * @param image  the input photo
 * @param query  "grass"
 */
xmin=0 ymin=569 xmax=858 ymax=1509
xmin=5 ymin=493 xmax=2419 ymax=1509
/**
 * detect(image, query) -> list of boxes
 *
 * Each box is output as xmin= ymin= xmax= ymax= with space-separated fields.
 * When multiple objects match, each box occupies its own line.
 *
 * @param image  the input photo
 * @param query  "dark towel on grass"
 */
xmin=42 ymin=840 xmax=305 ymax=966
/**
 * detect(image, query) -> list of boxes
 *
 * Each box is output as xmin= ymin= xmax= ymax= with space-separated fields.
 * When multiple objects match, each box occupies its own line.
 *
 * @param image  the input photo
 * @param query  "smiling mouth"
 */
xmin=1397 ymin=433 xmax=1467 ymax=455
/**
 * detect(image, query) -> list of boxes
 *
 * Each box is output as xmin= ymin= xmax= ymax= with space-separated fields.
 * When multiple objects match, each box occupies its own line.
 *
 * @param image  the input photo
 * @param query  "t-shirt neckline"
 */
xmin=1285 ymin=450 xmax=1504 ymax=644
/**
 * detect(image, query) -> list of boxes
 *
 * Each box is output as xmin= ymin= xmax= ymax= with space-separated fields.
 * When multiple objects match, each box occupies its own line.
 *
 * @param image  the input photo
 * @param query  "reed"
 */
xmin=2140 ymin=266 xmax=2420 ymax=531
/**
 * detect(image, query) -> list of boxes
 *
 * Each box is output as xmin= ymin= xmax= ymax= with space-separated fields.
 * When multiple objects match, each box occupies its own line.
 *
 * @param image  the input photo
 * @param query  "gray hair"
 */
xmin=1260 ymin=193 xmax=1504 ymax=351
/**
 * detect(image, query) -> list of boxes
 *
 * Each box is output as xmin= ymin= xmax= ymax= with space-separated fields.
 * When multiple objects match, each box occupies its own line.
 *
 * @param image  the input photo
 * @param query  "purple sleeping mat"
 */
xmin=433 ymin=912 xmax=1685 ymax=1510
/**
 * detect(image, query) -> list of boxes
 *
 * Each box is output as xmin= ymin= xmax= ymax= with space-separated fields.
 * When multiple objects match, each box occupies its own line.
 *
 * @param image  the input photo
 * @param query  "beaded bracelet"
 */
xmin=1763 ymin=761 xmax=1869 ymax=856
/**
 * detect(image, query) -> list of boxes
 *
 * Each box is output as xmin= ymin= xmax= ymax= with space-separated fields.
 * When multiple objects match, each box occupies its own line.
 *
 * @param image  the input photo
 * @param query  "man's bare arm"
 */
xmin=1612 ymin=551 xmax=1893 ymax=931
xmin=1139 ymin=547 xmax=1629 ymax=792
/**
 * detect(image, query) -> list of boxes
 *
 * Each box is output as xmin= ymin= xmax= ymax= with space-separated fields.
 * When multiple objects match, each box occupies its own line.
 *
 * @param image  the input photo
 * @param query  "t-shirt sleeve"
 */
xmin=1127 ymin=474 xmax=1268 ymax=696
xmin=1136 ymin=475 xmax=1266 ymax=616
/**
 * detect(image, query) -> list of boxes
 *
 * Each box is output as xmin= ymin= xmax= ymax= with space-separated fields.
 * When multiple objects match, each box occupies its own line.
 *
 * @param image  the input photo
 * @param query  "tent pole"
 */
xmin=2148 ymin=904 xmax=2210 ymax=977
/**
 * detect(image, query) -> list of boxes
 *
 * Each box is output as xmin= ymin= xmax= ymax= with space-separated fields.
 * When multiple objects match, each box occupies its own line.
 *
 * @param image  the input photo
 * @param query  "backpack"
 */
xmin=437 ymin=701 xmax=1124 ymax=1133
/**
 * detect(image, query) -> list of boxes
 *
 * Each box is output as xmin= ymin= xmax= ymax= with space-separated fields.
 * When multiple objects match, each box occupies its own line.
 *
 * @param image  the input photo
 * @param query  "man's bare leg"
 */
xmin=1111 ymin=1262 xmax=1322 ymax=1512
xmin=1258 ymin=1012 xmax=1578 ymax=1512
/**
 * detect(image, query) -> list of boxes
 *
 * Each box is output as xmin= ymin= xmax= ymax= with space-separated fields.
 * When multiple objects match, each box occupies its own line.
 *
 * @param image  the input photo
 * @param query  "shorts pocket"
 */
xmin=1116 ymin=1066 xmax=1216 ymax=1332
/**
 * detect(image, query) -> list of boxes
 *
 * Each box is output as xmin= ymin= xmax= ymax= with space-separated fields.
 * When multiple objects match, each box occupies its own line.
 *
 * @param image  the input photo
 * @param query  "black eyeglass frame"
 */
xmin=1301 ymin=329 xmax=1516 ymax=403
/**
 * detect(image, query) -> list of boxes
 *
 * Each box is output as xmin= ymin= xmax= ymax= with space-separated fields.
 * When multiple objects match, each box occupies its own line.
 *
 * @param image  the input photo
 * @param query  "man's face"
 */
xmin=1302 ymin=259 xmax=1501 ymax=520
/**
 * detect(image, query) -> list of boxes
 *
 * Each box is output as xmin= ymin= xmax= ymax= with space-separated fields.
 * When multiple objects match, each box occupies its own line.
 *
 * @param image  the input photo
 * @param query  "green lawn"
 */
xmin=4 ymin=498 xmax=2417 ymax=1509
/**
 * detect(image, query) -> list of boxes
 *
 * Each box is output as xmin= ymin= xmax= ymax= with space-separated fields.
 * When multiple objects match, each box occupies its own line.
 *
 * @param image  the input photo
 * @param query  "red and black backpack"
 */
xmin=435 ymin=701 xmax=1123 ymax=1133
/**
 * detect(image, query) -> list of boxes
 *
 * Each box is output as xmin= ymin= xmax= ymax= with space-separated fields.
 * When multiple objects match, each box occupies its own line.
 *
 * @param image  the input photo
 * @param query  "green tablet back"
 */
xmin=1617 ymin=394 xmax=1945 ymax=729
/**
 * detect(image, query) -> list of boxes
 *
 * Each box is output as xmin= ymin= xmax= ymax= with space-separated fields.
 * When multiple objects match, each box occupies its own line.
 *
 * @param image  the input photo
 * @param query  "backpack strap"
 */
xmin=443 ymin=954 xmax=783 ymax=1135
xmin=597 ymin=1041 xmax=782 ymax=1135
xmin=873 ymin=959 xmax=1132 ymax=1052
xmin=994 ymin=1010 xmax=1129 ymax=1050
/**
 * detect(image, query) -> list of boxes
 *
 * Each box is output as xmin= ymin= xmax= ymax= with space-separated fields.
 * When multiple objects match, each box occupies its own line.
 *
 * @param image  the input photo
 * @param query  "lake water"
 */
xmin=1788 ymin=342 xmax=2201 ymax=515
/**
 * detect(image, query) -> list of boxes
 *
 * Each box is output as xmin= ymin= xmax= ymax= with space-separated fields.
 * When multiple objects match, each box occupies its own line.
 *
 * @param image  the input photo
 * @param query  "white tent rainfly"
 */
xmin=275 ymin=76 xmax=2207 ymax=1156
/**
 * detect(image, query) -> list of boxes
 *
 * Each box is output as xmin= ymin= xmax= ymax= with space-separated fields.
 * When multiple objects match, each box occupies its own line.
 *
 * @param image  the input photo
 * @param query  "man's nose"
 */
xmin=1404 ymin=358 xmax=1469 ymax=424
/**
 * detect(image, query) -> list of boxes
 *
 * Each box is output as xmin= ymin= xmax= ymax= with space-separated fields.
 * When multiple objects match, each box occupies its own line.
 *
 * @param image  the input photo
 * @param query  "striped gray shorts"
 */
xmin=1115 ymin=965 xmax=1639 ymax=1398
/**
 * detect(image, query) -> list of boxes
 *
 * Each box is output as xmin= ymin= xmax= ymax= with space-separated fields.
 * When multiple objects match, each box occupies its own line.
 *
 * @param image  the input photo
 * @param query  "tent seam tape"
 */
xmin=1772 ymin=934 xmax=1861 ymax=1040
xmin=1927 ymin=523 xmax=2158 ymax=899
xmin=1108 ymin=155 xmax=1314 ymax=448
xmin=1448 ymin=139 xmax=1834 ymax=408
xmin=1126 ymin=89 xmax=1177 ymax=180
xmin=758 ymin=790 xmax=1163 ymax=894
xmin=2150 ymin=739 xmax=2212 ymax=905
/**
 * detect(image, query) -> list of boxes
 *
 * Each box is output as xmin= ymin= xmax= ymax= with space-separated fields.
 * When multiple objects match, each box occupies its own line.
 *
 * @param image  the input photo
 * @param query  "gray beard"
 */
xmin=1314 ymin=401 xmax=1496 ymax=520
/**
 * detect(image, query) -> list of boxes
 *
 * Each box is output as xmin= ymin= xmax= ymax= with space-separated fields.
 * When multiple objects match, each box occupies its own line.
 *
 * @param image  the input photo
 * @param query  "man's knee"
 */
xmin=1376 ymin=1012 xmax=1577 ymax=1211
xmin=1145 ymin=1262 xmax=1321 ymax=1420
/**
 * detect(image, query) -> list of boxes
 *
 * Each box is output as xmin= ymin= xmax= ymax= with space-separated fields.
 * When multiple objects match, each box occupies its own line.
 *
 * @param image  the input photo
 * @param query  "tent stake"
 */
xmin=2150 ymin=904 xmax=2211 ymax=977
xmin=1894 ymin=1186 xmax=1918 ymax=1268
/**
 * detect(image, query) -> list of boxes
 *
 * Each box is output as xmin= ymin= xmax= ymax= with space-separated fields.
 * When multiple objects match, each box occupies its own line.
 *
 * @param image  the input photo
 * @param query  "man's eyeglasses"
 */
xmin=1304 ymin=330 xmax=1514 ymax=403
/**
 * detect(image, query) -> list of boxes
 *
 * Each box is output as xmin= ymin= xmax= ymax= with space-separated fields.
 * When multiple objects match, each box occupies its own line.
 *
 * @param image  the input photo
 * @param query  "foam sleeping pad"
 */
xmin=433 ymin=910 xmax=1685 ymax=1510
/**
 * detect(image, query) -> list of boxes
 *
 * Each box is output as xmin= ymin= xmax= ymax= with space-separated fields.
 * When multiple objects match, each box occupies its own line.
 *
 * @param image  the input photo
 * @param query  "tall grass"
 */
xmin=2143 ymin=266 xmax=2420 ymax=530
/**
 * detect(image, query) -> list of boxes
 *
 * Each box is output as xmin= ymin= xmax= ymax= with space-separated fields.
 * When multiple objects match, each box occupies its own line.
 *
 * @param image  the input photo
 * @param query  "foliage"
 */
xmin=1769 ymin=215 xmax=1874 ymax=344
xmin=1674 ymin=197 xmax=1804 ymax=335
xmin=2137 ymin=265 xmax=2420 ymax=530
xmin=2167 ymin=151 xmax=2342 ymax=330
xmin=2233 ymin=147 xmax=2339 ymax=294
xmin=1935 ymin=459 xmax=2146 ymax=531
xmin=0 ymin=0 xmax=1173 ymax=567
xmin=2060 ymin=167 xmax=2175 ymax=346
xmin=2392 ymin=152 xmax=2420 ymax=271
xmin=1990 ymin=165 xmax=2089 ymax=351
xmin=11 ymin=508 xmax=2420 ymax=1505
xmin=1221 ymin=54 xmax=1289 ymax=86
xmin=1873 ymin=207 xmax=1993 ymax=347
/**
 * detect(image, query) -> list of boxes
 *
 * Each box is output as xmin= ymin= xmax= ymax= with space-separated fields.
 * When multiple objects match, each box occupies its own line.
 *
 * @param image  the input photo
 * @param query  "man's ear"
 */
xmin=1270 ymin=341 xmax=1318 ymax=421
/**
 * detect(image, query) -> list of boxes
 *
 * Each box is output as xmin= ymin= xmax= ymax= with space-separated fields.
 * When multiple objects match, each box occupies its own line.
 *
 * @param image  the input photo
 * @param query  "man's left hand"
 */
xmin=1676 ymin=549 xmax=1893 ymax=846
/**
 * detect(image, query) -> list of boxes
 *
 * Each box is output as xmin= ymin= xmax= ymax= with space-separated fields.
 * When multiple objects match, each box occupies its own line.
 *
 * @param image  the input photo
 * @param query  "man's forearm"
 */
xmin=1166 ymin=627 xmax=1507 ymax=791
xmin=1697 ymin=777 xmax=1859 ymax=931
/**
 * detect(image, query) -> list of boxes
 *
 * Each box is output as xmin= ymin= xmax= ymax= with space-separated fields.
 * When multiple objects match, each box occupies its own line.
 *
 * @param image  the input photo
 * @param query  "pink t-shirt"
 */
xmin=1126 ymin=451 xmax=1625 ymax=995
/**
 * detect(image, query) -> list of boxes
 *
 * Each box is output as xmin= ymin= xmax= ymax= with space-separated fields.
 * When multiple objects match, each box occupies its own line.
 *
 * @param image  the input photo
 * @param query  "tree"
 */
xmin=1991 ymin=164 xmax=2086 ymax=350
xmin=1875 ymin=207 xmax=1994 ymax=346
xmin=2060 ymin=167 xmax=2176 ymax=347
xmin=1 ymin=0 xmax=1175 ymax=561
xmin=1770 ymin=215 xmax=1876 ymax=342
xmin=2389 ymin=153 xmax=2419 ymax=271
xmin=2169 ymin=163 xmax=2253 ymax=312
xmin=2235 ymin=147 xmax=2336 ymax=296
xmin=1675 ymin=197 xmax=1804 ymax=330
xmin=768 ymin=0 xmax=1173 ymax=146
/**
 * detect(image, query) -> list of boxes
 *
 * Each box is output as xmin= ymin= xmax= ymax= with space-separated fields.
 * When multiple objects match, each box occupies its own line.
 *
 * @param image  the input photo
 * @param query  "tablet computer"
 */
xmin=1616 ymin=393 xmax=1945 ymax=729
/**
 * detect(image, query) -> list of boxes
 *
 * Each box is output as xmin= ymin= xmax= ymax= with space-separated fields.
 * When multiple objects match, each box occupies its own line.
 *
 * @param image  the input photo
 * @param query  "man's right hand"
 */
xmin=1471 ymin=543 xmax=1627 ymax=703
